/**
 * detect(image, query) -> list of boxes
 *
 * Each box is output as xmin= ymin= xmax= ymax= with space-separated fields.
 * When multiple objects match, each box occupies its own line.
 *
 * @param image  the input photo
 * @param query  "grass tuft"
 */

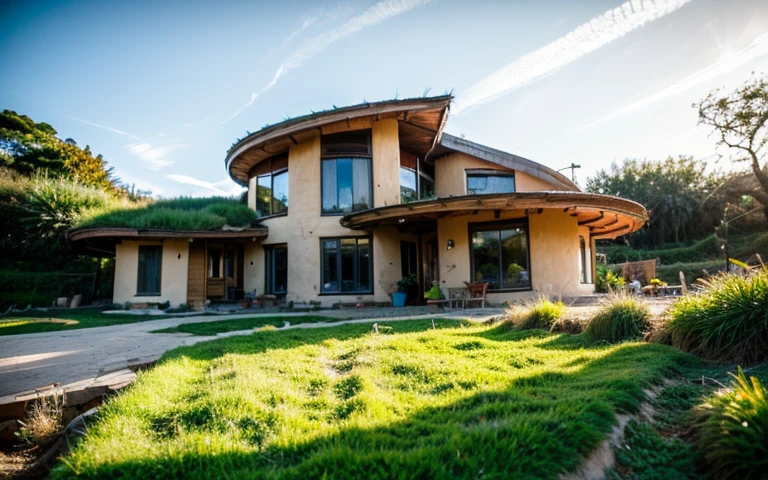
xmin=16 ymin=393 xmax=63 ymax=445
xmin=665 ymin=270 xmax=768 ymax=364
xmin=585 ymin=293 xmax=651 ymax=343
xmin=696 ymin=367 xmax=768 ymax=479
xmin=504 ymin=296 xmax=567 ymax=331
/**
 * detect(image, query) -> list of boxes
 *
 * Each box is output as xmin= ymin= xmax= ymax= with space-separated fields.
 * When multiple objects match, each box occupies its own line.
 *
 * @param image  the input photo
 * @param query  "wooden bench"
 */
xmin=464 ymin=282 xmax=489 ymax=309
xmin=426 ymin=287 xmax=467 ymax=311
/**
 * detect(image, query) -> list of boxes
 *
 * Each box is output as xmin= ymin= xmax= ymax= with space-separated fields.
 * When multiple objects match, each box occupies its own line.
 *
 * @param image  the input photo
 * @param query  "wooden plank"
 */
xmin=187 ymin=242 xmax=206 ymax=308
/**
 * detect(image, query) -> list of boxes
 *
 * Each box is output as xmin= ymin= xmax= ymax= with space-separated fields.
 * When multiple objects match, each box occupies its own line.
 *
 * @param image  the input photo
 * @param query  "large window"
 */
xmin=467 ymin=169 xmax=515 ymax=195
xmin=321 ymin=237 xmax=372 ymax=294
xmin=400 ymin=151 xmax=435 ymax=203
xmin=265 ymin=244 xmax=288 ymax=295
xmin=321 ymin=130 xmax=372 ymax=215
xmin=470 ymin=221 xmax=530 ymax=291
xmin=252 ymin=155 xmax=288 ymax=217
xmin=137 ymin=245 xmax=162 ymax=295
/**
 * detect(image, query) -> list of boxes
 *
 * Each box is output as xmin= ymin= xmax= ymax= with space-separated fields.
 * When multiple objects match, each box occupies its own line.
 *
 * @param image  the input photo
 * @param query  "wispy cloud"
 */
xmin=281 ymin=14 xmax=319 ymax=47
xmin=69 ymin=116 xmax=140 ymax=140
xmin=126 ymin=142 xmax=185 ymax=171
xmin=223 ymin=0 xmax=434 ymax=123
xmin=573 ymin=31 xmax=768 ymax=132
xmin=166 ymin=174 xmax=245 ymax=196
xmin=453 ymin=0 xmax=695 ymax=115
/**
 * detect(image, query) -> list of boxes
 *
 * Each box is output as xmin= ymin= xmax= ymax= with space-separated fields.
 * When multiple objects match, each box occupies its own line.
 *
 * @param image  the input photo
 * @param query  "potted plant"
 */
xmin=392 ymin=273 xmax=417 ymax=307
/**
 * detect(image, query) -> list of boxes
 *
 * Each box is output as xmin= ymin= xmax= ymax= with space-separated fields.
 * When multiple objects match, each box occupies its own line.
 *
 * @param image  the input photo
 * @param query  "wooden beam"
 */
xmin=578 ymin=211 xmax=605 ymax=226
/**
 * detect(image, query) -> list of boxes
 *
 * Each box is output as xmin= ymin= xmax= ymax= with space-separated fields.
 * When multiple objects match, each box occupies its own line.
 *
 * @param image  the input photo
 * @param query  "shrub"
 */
xmin=696 ymin=367 xmax=768 ymax=479
xmin=16 ymin=393 xmax=63 ymax=445
xmin=595 ymin=264 xmax=625 ymax=293
xmin=665 ymin=270 xmax=768 ymax=364
xmin=0 ymin=270 xmax=92 ymax=309
xmin=550 ymin=317 xmax=584 ymax=334
xmin=585 ymin=293 xmax=651 ymax=342
xmin=504 ymin=296 xmax=566 ymax=331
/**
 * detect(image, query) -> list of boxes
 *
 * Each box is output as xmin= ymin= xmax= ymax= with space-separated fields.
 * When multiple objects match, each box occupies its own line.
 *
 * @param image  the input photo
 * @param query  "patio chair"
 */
xmin=464 ymin=282 xmax=489 ymax=309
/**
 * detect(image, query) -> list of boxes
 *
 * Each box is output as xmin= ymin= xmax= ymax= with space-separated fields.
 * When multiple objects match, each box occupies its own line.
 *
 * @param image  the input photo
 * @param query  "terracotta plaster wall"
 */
xmin=246 ymin=119 xmax=402 ymax=305
xmin=113 ymin=239 xmax=189 ymax=306
xmin=437 ymin=209 xmax=590 ymax=303
xmin=434 ymin=152 xmax=560 ymax=197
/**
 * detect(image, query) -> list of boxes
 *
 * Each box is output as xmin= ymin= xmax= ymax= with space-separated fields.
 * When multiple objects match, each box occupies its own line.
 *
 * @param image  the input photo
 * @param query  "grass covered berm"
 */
xmin=75 ymin=197 xmax=257 ymax=231
xmin=51 ymin=319 xmax=694 ymax=479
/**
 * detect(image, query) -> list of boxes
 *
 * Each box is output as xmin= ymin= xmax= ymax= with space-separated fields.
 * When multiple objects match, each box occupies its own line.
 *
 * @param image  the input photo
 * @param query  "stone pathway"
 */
xmin=0 ymin=308 xmax=501 ymax=400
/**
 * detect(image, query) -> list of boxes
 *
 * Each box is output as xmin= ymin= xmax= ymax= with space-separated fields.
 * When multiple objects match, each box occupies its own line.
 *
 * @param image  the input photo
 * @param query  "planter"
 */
xmin=392 ymin=292 xmax=407 ymax=307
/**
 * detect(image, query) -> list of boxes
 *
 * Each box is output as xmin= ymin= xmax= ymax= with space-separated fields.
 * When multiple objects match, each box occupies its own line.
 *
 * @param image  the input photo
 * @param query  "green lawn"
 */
xmin=150 ymin=315 xmax=337 ymax=336
xmin=52 ymin=319 xmax=696 ymax=480
xmin=0 ymin=308 xmax=182 ymax=336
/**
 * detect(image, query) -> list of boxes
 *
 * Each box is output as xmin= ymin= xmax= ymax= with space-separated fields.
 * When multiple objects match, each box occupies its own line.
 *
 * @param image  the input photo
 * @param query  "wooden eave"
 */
xmin=68 ymin=226 xmax=269 ymax=243
xmin=340 ymin=192 xmax=646 ymax=240
xmin=226 ymin=96 xmax=453 ymax=185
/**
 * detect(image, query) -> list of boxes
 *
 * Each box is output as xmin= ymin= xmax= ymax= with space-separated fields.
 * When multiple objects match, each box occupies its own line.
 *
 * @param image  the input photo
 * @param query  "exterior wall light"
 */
xmin=446 ymin=239 xmax=455 ymax=250
xmin=177 ymin=253 xmax=181 ymax=259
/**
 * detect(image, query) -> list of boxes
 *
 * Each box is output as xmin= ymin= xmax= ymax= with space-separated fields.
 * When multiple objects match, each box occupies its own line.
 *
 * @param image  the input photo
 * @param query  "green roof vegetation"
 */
xmin=75 ymin=197 xmax=258 ymax=231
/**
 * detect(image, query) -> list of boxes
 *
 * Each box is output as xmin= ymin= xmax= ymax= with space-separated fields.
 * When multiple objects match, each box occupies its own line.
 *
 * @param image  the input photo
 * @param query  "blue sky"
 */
xmin=2 ymin=0 xmax=767 ymax=197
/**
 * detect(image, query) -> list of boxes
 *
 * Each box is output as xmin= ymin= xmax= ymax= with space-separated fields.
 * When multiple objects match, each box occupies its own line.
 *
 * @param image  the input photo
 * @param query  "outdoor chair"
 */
xmin=464 ymin=282 xmax=489 ymax=309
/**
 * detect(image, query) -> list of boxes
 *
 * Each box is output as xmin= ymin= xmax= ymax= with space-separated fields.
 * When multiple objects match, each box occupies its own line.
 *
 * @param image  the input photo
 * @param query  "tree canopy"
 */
xmin=0 ymin=109 xmax=117 ymax=192
xmin=696 ymin=73 xmax=768 ymax=213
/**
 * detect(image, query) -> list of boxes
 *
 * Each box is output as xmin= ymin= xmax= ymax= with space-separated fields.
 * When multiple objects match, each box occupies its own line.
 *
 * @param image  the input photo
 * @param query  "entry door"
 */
xmin=424 ymin=238 xmax=439 ymax=288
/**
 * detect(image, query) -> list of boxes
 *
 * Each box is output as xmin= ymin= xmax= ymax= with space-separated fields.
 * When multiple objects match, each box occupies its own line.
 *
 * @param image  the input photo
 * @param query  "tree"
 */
xmin=0 ymin=109 xmax=117 ymax=192
xmin=586 ymin=157 xmax=727 ymax=248
xmin=696 ymin=74 xmax=768 ymax=213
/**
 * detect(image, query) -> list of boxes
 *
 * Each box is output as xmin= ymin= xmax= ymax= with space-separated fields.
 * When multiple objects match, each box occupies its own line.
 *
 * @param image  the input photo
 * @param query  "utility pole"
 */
xmin=557 ymin=163 xmax=581 ymax=182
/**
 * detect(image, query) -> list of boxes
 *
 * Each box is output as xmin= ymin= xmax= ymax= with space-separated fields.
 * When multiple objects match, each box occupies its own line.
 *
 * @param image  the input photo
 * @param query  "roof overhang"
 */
xmin=68 ymin=227 xmax=269 ymax=256
xmin=435 ymin=134 xmax=580 ymax=191
xmin=340 ymin=192 xmax=646 ymax=240
xmin=225 ymin=96 xmax=453 ymax=186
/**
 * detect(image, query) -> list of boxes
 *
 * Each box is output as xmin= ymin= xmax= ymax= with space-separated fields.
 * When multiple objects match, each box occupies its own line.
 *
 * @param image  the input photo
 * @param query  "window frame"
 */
xmin=321 ymin=130 xmax=373 ymax=216
xmin=136 ymin=245 xmax=162 ymax=296
xmin=399 ymin=152 xmax=435 ymax=203
xmin=468 ymin=219 xmax=532 ymax=293
xmin=250 ymin=155 xmax=289 ymax=219
xmin=466 ymin=169 xmax=516 ymax=195
xmin=318 ymin=236 xmax=374 ymax=295
xmin=264 ymin=243 xmax=288 ymax=296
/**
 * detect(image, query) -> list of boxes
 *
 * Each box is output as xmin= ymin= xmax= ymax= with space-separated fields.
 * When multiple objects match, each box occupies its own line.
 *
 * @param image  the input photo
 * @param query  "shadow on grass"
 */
xmin=52 ymin=320 xmax=696 ymax=480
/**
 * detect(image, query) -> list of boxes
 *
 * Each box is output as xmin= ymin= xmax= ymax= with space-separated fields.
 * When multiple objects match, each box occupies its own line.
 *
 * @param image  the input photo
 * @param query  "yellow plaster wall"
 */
xmin=434 ymin=152 xmax=560 ymax=197
xmin=247 ymin=120 xmax=402 ymax=305
xmin=371 ymin=119 xmax=400 ymax=207
xmin=437 ymin=209 xmax=591 ymax=302
xmin=113 ymin=239 xmax=189 ymax=306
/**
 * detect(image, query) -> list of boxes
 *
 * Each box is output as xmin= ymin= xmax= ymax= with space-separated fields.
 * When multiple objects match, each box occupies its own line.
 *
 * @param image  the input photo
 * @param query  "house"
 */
xmin=69 ymin=96 xmax=647 ymax=308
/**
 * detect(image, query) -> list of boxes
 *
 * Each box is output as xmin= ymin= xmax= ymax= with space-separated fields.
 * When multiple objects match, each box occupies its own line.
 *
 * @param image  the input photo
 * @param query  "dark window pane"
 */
xmin=337 ymin=159 xmax=353 ymax=213
xmin=322 ymin=160 xmax=338 ymax=214
xmin=352 ymin=158 xmax=371 ymax=211
xmin=257 ymin=175 xmax=271 ymax=217
xmin=272 ymin=171 xmax=289 ymax=215
xmin=501 ymin=228 xmax=529 ymax=289
xmin=137 ymin=246 xmax=162 ymax=295
xmin=400 ymin=167 xmax=417 ymax=203
xmin=322 ymin=239 xmax=338 ymax=293
xmin=419 ymin=174 xmax=434 ymax=200
xmin=266 ymin=245 xmax=288 ymax=295
xmin=467 ymin=173 xmax=515 ymax=194
xmin=358 ymin=238 xmax=371 ymax=291
xmin=471 ymin=231 xmax=500 ymax=289
xmin=340 ymin=238 xmax=356 ymax=292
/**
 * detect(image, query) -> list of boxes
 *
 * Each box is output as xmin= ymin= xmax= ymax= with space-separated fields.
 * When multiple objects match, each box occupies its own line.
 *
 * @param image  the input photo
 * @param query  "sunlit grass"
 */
xmin=0 ymin=310 xmax=170 ymax=336
xmin=52 ymin=319 xmax=695 ymax=479
xmin=150 ymin=315 xmax=336 ymax=336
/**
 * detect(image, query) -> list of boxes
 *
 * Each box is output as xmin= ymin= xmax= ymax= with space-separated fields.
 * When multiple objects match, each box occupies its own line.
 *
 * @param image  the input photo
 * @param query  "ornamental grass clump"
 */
xmin=504 ymin=296 xmax=567 ymax=331
xmin=696 ymin=367 xmax=768 ymax=479
xmin=665 ymin=270 xmax=768 ymax=364
xmin=585 ymin=293 xmax=651 ymax=342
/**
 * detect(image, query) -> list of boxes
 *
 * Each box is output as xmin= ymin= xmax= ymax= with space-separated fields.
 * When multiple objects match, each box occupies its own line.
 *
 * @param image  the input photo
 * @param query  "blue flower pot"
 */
xmin=392 ymin=292 xmax=407 ymax=307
